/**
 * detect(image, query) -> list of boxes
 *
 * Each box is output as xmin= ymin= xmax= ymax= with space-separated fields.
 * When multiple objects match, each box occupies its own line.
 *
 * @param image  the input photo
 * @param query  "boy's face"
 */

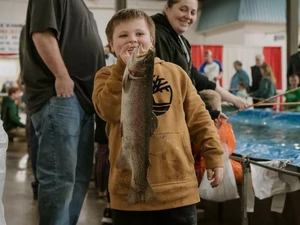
xmin=110 ymin=19 xmax=153 ymax=57
xmin=11 ymin=91 xmax=19 ymax=100
xmin=289 ymin=76 xmax=300 ymax=87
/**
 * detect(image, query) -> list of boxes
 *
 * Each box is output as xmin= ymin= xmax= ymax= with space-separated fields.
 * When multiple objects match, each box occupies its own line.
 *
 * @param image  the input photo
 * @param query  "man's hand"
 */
xmin=55 ymin=76 xmax=74 ymax=97
xmin=214 ymin=74 xmax=222 ymax=82
xmin=207 ymin=167 xmax=224 ymax=188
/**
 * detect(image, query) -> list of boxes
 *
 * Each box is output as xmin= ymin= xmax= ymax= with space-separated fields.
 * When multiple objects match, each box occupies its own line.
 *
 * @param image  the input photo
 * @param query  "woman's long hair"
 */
xmin=260 ymin=63 xmax=276 ymax=85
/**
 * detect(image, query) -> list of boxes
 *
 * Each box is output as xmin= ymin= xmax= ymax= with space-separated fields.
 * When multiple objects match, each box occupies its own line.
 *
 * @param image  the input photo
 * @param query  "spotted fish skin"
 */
xmin=117 ymin=45 xmax=158 ymax=205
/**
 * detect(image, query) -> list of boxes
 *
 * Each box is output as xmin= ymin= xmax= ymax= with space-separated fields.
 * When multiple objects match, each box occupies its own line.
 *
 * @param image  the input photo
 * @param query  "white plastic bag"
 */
xmin=199 ymin=143 xmax=239 ymax=202
xmin=0 ymin=120 xmax=8 ymax=225
xmin=250 ymin=161 xmax=300 ymax=200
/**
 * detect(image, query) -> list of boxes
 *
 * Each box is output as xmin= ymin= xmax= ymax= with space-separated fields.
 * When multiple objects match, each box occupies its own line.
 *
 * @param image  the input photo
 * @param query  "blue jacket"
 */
xmin=230 ymin=69 xmax=250 ymax=95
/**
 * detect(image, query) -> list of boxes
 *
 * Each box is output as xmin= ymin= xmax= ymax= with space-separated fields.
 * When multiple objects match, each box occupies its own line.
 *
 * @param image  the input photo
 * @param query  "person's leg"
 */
xmin=102 ymin=160 xmax=112 ymax=224
xmin=161 ymin=204 xmax=197 ymax=225
xmin=68 ymin=110 xmax=94 ymax=224
xmin=105 ymin=159 xmax=110 ymax=203
xmin=95 ymin=144 xmax=109 ymax=197
xmin=29 ymin=119 xmax=39 ymax=199
xmin=112 ymin=210 xmax=157 ymax=225
xmin=32 ymin=95 xmax=82 ymax=225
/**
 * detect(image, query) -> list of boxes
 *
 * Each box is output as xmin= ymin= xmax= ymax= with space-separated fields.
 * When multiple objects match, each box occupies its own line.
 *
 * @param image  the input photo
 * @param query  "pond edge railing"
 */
xmin=229 ymin=155 xmax=300 ymax=225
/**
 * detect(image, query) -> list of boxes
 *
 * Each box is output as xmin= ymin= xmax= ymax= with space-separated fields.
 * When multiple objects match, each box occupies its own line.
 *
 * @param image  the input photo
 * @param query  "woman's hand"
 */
xmin=207 ymin=167 xmax=224 ymax=188
xmin=233 ymin=96 xmax=248 ymax=109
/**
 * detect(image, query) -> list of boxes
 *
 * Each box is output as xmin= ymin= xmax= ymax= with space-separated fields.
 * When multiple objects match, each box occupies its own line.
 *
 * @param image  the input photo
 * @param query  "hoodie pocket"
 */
xmin=147 ymin=132 xmax=195 ymax=185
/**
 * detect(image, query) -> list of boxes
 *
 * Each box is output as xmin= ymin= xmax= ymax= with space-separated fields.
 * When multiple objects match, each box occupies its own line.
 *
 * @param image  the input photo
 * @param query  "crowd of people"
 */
xmin=1 ymin=0 xmax=300 ymax=225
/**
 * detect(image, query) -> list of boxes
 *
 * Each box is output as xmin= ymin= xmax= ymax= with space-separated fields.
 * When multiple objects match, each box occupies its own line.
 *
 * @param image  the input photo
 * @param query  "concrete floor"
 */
xmin=2 ymin=139 xmax=106 ymax=225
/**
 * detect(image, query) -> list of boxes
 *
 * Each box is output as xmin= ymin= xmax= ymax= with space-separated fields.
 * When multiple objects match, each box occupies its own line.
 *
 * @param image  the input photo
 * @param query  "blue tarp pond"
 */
xmin=227 ymin=109 xmax=300 ymax=167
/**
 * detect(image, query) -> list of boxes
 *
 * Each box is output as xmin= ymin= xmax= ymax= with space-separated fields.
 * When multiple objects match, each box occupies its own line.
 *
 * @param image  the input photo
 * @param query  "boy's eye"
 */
xmin=119 ymin=34 xmax=127 ymax=38
xmin=136 ymin=33 xmax=144 ymax=36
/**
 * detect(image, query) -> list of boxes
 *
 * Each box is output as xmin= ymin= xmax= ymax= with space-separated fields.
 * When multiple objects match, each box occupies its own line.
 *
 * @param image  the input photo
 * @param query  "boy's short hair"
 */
xmin=8 ymin=87 xmax=19 ymax=96
xmin=238 ymin=81 xmax=246 ymax=89
xmin=105 ymin=9 xmax=155 ymax=44
xmin=199 ymin=90 xmax=221 ymax=110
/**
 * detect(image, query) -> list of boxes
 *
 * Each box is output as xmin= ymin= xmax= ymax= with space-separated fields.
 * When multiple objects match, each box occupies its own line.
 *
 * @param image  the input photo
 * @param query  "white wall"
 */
xmin=0 ymin=1 xmax=27 ymax=84
xmin=184 ymin=23 xmax=205 ymax=45
xmin=0 ymin=0 xmax=27 ymax=24
xmin=87 ymin=0 xmax=163 ymax=44
xmin=198 ymin=23 xmax=246 ymax=45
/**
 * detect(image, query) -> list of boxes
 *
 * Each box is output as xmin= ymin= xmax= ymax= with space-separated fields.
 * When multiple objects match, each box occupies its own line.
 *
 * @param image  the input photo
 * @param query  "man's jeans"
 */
xmin=31 ymin=95 xmax=94 ymax=225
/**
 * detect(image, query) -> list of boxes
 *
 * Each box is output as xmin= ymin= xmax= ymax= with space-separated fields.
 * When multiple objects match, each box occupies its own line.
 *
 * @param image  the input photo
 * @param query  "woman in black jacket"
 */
xmin=151 ymin=0 xmax=247 ymax=109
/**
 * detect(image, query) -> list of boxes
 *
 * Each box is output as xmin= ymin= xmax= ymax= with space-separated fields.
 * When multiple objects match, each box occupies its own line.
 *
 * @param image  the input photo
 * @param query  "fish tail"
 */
xmin=127 ymin=181 xmax=157 ymax=205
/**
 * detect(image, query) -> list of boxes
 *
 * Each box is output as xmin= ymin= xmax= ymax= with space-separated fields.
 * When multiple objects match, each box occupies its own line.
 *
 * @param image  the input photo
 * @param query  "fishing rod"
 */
xmin=226 ymin=86 xmax=300 ymax=117
xmin=255 ymin=102 xmax=300 ymax=106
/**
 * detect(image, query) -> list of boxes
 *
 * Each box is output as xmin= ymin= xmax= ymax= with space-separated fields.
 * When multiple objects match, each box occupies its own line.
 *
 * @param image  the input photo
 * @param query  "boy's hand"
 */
xmin=119 ymin=43 xmax=133 ymax=64
xmin=207 ymin=167 xmax=224 ymax=188
xmin=214 ymin=112 xmax=227 ymax=129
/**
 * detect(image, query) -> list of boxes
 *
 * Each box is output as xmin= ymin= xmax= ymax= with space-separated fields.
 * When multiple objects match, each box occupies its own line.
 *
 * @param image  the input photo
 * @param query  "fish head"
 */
xmin=127 ymin=45 xmax=155 ymax=77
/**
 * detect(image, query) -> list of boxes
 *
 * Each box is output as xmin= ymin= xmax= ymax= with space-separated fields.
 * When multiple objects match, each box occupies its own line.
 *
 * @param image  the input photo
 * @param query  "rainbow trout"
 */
xmin=117 ymin=45 xmax=157 ymax=205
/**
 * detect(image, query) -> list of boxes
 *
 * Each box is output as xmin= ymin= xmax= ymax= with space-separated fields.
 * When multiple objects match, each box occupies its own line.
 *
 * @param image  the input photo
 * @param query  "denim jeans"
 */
xmin=31 ymin=95 xmax=94 ymax=225
xmin=29 ymin=119 xmax=39 ymax=195
xmin=112 ymin=204 xmax=197 ymax=225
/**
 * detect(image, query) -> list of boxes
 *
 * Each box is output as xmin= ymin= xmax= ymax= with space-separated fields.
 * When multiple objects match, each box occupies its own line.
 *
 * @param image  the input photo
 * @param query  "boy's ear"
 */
xmin=109 ymin=41 xmax=114 ymax=53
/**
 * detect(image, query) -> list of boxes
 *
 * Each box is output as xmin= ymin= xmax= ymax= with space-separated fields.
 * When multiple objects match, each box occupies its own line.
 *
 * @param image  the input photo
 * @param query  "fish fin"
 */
xmin=127 ymin=181 xmax=157 ymax=205
xmin=116 ymin=153 xmax=131 ymax=171
xmin=149 ymin=112 xmax=158 ymax=136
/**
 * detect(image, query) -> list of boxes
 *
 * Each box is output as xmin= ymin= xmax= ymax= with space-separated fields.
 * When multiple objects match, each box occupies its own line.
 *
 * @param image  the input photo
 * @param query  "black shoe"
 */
xmin=101 ymin=208 xmax=113 ymax=224
xmin=31 ymin=181 xmax=39 ymax=200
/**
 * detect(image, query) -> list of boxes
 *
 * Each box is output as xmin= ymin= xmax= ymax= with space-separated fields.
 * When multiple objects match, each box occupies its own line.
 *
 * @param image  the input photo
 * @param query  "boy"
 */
xmin=285 ymin=74 xmax=300 ymax=111
xmin=1 ymin=87 xmax=25 ymax=138
xmin=92 ymin=9 xmax=224 ymax=225
xmin=236 ymin=81 xmax=248 ymax=99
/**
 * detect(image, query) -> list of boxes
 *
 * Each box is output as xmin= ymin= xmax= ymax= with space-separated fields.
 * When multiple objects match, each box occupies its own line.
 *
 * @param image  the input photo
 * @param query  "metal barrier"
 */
xmin=230 ymin=155 xmax=300 ymax=225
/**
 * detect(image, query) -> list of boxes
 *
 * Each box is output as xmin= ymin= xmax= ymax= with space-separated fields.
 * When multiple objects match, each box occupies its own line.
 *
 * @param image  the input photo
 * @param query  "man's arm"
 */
xmin=32 ymin=28 xmax=74 ymax=97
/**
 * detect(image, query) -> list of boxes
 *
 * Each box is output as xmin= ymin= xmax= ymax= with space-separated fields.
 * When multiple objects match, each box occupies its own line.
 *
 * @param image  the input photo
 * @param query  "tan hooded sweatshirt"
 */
xmin=92 ymin=57 xmax=223 ymax=211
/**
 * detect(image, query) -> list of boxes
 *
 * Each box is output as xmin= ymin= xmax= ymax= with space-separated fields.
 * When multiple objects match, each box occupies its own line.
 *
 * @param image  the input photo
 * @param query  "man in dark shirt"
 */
xmin=23 ymin=0 xmax=105 ymax=224
xmin=250 ymin=54 xmax=264 ymax=104
xmin=287 ymin=47 xmax=300 ymax=85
